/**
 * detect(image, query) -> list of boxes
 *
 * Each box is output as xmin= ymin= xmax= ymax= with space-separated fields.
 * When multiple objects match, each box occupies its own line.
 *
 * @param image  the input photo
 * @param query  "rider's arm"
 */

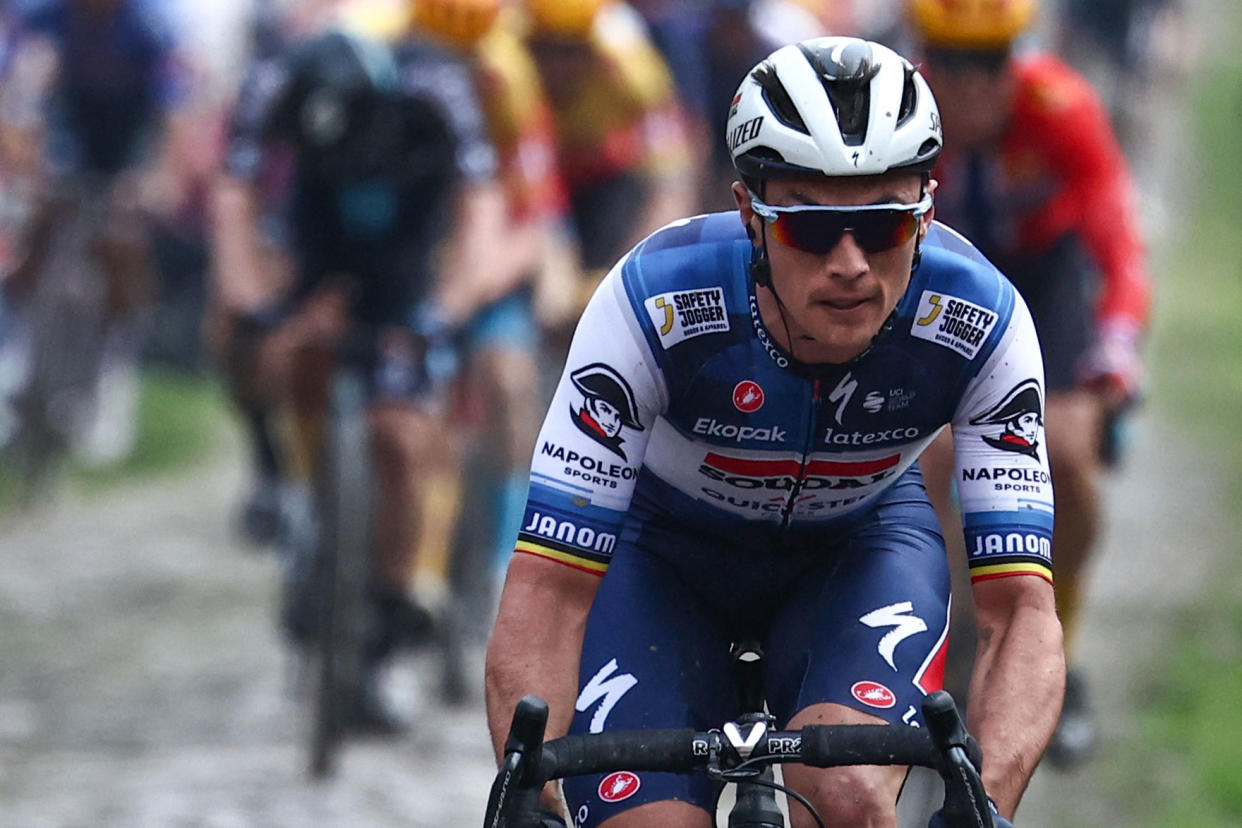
xmin=1019 ymin=58 xmax=1149 ymax=331
xmin=952 ymin=293 xmax=1065 ymax=817
xmin=1015 ymin=58 xmax=1149 ymax=399
xmin=208 ymin=55 xmax=292 ymax=316
xmin=485 ymin=259 xmax=666 ymax=759
xmin=486 ymin=553 xmax=600 ymax=760
xmin=967 ymin=571 xmax=1062 ymax=816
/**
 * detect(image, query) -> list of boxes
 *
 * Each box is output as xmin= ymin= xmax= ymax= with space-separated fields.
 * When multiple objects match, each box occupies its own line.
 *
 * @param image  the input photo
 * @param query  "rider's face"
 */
xmin=921 ymin=58 xmax=1015 ymax=152
xmin=588 ymin=398 xmax=623 ymax=438
xmin=735 ymin=174 xmax=934 ymax=365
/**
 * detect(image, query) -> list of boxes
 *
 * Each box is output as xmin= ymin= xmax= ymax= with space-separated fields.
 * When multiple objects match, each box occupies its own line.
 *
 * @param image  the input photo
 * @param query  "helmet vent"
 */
xmin=751 ymin=61 xmax=809 ymax=135
xmin=896 ymin=63 xmax=919 ymax=127
xmin=798 ymin=40 xmax=878 ymax=146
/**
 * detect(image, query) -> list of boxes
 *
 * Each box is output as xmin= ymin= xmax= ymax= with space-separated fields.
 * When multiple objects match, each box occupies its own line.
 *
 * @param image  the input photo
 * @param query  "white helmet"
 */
xmin=727 ymin=37 xmax=942 ymax=181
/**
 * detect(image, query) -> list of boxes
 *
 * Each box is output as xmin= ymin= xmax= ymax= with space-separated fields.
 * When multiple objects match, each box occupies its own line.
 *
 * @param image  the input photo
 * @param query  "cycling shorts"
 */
xmin=998 ymin=234 xmax=1097 ymax=392
xmin=464 ymin=288 xmax=537 ymax=354
xmin=561 ymin=467 xmax=951 ymax=826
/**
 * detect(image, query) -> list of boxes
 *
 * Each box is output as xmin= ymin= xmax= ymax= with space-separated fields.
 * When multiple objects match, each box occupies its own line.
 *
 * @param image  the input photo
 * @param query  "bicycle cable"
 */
xmin=710 ymin=756 xmax=826 ymax=828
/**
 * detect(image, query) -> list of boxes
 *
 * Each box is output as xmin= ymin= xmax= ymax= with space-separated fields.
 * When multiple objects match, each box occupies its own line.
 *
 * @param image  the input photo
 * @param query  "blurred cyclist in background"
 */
xmin=210 ymin=15 xmax=505 ymax=731
xmin=907 ymin=0 xmax=1151 ymax=768
xmin=523 ymin=0 xmax=696 ymax=294
xmin=406 ymin=0 xmax=576 ymax=591
xmin=1054 ymin=0 xmax=1189 ymax=161
xmin=627 ymin=0 xmax=827 ymax=209
xmin=0 ymin=0 xmax=189 ymax=464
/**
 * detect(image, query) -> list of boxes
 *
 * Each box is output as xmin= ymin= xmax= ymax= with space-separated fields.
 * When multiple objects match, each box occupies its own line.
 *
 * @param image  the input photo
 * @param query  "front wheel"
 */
xmin=307 ymin=369 xmax=376 ymax=779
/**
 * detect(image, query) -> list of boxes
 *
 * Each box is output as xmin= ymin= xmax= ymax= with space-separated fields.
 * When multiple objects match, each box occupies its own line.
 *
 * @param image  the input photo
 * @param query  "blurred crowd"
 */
xmin=0 ymin=0 xmax=1188 ymax=744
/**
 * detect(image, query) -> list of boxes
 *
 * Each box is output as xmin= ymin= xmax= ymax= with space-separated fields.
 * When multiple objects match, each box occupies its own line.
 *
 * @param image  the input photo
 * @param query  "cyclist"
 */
xmin=523 ymin=0 xmax=696 ymax=279
xmin=486 ymin=35 xmax=1060 ymax=826
xmin=908 ymin=0 xmax=1150 ymax=767
xmin=212 ymin=23 xmax=502 ymax=730
xmin=406 ymin=0 xmax=574 ymax=588
xmin=0 ymin=0 xmax=189 ymax=464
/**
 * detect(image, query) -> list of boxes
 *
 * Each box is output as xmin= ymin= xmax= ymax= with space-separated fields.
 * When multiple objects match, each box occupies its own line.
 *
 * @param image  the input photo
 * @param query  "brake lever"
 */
xmin=922 ymin=691 xmax=994 ymax=828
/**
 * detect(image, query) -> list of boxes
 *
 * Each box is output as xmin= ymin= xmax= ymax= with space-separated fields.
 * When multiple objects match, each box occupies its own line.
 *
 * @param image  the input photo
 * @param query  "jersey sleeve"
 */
xmin=952 ymin=292 xmax=1055 ymax=584
xmin=516 ymin=262 xmax=667 ymax=575
xmin=222 ymin=54 xmax=293 ymax=182
xmin=1015 ymin=59 xmax=1150 ymax=331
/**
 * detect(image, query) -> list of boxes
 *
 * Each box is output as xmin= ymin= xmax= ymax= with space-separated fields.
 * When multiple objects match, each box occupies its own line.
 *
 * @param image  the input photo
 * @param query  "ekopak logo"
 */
xmin=598 ymin=771 xmax=641 ymax=803
xmin=733 ymin=380 xmax=765 ymax=413
xmin=851 ymin=680 xmax=897 ymax=709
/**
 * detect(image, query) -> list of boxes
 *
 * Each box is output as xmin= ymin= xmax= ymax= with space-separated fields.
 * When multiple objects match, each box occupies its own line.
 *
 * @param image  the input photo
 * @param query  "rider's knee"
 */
xmin=790 ymin=766 xmax=896 ymax=828
xmin=368 ymin=403 xmax=434 ymax=471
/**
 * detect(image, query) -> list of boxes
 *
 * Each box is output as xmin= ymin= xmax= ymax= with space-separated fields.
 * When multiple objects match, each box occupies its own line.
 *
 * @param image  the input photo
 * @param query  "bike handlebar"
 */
xmin=485 ymin=690 xmax=995 ymax=828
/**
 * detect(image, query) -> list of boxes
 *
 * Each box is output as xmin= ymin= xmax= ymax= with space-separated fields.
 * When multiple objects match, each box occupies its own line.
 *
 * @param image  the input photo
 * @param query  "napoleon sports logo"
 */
xmin=968 ymin=378 xmax=1044 ymax=461
xmin=569 ymin=364 xmax=645 ymax=460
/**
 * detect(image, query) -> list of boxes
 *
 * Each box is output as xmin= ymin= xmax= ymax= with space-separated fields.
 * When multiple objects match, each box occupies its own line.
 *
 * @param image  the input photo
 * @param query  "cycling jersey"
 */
xmin=474 ymin=22 xmax=567 ymax=223
xmin=541 ymin=3 xmax=691 ymax=191
xmin=518 ymin=214 xmax=1054 ymax=586
xmin=223 ymin=29 xmax=497 ymax=323
xmin=13 ymin=0 xmax=186 ymax=177
xmin=930 ymin=53 xmax=1149 ymax=332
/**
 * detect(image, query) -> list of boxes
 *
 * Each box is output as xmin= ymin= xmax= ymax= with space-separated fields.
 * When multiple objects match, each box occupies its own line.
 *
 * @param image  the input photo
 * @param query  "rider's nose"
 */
xmin=821 ymin=231 xmax=869 ymax=280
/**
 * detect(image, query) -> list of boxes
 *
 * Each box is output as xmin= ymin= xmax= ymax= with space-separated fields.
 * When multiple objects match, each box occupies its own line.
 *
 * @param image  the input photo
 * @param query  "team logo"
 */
xmin=969 ymin=379 xmax=1043 ymax=460
xmin=569 ymin=363 xmax=645 ymax=460
xmin=598 ymin=771 xmax=641 ymax=803
xmin=733 ymin=380 xmax=765 ymax=413
xmin=851 ymin=681 xmax=897 ymax=709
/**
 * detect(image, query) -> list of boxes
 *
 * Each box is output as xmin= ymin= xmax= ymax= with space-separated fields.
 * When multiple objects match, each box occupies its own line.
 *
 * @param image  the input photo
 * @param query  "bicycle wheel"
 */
xmin=307 ymin=367 xmax=376 ymax=779
xmin=8 ymin=195 xmax=109 ymax=497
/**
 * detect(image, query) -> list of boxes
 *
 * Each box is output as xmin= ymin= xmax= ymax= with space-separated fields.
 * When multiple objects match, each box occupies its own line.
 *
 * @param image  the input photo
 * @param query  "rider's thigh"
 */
xmin=781 ymin=702 xmax=905 ymax=828
xmin=597 ymin=800 xmax=712 ymax=828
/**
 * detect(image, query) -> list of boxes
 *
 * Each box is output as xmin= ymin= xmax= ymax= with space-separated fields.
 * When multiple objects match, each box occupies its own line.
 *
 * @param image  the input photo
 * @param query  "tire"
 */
xmin=8 ymin=195 xmax=109 ymax=498
xmin=307 ymin=368 xmax=376 ymax=779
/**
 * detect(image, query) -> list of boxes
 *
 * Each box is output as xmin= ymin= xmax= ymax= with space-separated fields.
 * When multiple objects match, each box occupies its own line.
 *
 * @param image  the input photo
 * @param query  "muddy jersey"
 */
xmin=517 ymin=213 xmax=1054 ymax=585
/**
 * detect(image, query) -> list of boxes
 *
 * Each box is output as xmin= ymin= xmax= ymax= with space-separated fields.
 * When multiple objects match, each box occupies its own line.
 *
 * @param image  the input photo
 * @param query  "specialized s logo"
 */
xmin=827 ymin=372 xmax=858 ymax=425
xmin=576 ymin=658 xmax=637 ymax=734
xmin=969 ymin=378 xmax=1044 ymax=460
xmin=569 ymin=363 xmax=645 ymax=460
xmin=910 ymin=291 xmax=998 ymax=359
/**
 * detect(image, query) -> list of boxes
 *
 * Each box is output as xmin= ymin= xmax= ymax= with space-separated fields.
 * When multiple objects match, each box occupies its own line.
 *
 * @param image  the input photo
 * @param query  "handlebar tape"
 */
xmin=798 ymin=724 xmax=940 ymax=768
xmin=539 ymin=729 xmax=700 ymax=779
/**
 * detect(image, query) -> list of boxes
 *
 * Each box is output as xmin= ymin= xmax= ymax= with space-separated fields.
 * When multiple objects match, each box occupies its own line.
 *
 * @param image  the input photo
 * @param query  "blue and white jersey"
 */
xmin=518 ymin=213 xmax=1054 ymax=585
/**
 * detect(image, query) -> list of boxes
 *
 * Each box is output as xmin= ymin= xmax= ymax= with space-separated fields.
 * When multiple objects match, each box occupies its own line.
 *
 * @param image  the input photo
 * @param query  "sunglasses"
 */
xmin=749 ymin=192 xmax=933 ymax=255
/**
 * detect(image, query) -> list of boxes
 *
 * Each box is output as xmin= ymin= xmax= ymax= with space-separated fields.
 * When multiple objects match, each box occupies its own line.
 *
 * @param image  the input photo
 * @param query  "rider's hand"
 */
xmin=928 ymin=797 xmax=1014 ymax=828
xmin=1077 ymin=317 xmax=1143 ymax=411
xmin=531 ymin=810 xmax=568 ymax=828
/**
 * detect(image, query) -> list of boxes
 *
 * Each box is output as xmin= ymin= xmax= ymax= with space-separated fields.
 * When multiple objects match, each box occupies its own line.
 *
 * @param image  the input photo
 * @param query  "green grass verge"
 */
xmin=70 ymin=367 xmax=228 ymax=491
xmin=0 ymin=367 xmax=228 ymax=509
xmin=1117 ymin=9 xmax=1242 ymax=825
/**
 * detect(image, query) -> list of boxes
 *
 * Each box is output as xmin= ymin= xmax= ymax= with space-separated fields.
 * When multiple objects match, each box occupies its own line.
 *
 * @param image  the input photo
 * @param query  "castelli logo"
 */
xmin=851 ymin=681 xmax=897 ymax=709
xmin=598 ymin=771 xmax=641 ymax=803
xmin=733 ymin=380 xmax=765 ymax=413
